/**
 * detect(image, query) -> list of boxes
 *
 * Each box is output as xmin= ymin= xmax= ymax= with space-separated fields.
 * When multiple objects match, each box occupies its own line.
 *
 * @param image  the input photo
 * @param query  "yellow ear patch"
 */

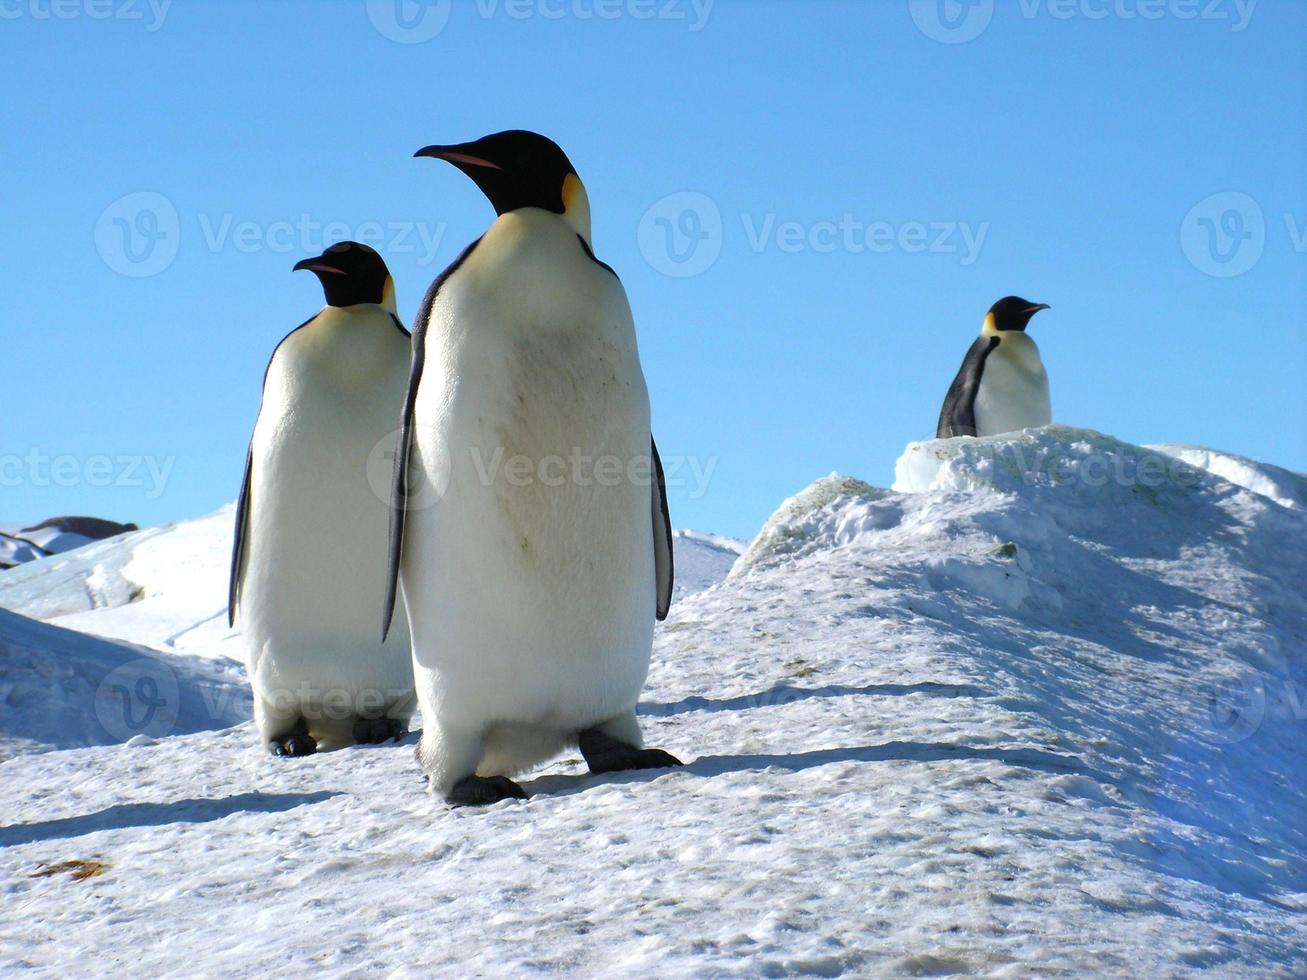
xmin=562 ymin=173 xmax=583 ymax=212
xmin=382 ymin=276 xmax=396 ymax=312
xmin=982 ymin=311 xmax=998 ymax=336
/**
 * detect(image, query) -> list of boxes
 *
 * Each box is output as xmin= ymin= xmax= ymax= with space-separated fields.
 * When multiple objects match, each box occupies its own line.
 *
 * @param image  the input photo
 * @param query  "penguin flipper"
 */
xmin=937 ymin=334 xmax=1000 ymax=438
xmin=651 ymin=437 xmax=674 ymax=621
xmin=382 ymin=237 xmax=483 ymax=640
xmin=227 ymin=447 xmax=253 ymax=627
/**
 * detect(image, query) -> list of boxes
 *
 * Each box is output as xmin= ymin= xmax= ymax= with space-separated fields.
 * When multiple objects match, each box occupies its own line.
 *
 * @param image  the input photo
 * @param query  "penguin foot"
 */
xmin=270 ymin=733 xmax=317 ymax=758
xmin=446 ymin=775 xmax=528 ymax=808
xmin=352 ymin=716 xmax=407 ymax=745
xmin=578 ymin=729 xmax=683 ymax=775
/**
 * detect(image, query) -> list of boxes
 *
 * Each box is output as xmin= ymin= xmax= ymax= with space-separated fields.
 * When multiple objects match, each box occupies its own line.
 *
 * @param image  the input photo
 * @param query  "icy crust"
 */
xmin=0 ymin=608 xmax=250 ymax=758
xmin=0 ymin=506 xmax=242 ymax=660
xmin=1149 ymin=443 xmax=1307 ymax=511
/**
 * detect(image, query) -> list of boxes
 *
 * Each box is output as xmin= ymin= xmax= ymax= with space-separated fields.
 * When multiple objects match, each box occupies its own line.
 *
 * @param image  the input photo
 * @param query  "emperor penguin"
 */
xmin=230 ymin=241 xmax=415 ymax=757
xmin=385 ymin=129 xmax=680 ymax=806
xmin=937 ymin=296 xmax=1052 ymax=439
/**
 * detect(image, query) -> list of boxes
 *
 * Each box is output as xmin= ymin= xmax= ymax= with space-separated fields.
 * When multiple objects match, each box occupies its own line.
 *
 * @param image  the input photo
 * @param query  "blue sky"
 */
xmin=4 ymin=0 xmax=1304 ymax=539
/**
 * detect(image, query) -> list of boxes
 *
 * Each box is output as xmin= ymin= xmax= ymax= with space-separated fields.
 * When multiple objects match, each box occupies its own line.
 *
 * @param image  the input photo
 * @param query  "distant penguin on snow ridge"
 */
xmin=230 ymin=241 xmax=415 ymax=758
xmin=937 ymin=296 xmax=1052 ymax=439
xmin=385 ymin=130 xmax=681 ymax=807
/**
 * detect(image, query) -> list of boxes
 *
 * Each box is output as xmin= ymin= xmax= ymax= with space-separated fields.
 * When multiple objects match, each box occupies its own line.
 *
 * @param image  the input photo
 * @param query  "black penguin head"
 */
xmin=293 ymin=241 xmax=394 ymax=309
xmin=986 ymin=296 xmax=1051 ymax=333
xmin=414 ymin=129 xmax=592 ymax=243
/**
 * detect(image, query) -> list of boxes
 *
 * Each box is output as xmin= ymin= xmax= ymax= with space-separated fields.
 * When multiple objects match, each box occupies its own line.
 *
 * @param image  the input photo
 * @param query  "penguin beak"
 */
xmin=293 ymin=258 xmax=346 ymax=276
xmin=1025 ymin=303 xmax=1051 ymax=314
xmin=414 ymin=145 xmax=504 ymax=171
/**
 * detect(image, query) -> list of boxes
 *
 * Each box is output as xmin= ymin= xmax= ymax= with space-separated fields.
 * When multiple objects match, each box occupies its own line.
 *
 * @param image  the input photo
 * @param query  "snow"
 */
xmin=670 ymin=529 xmax=746 ymax=602
xmin=0 ymin=608 xmax=249 ymax=761
xmin=2 ymin=426 xmax=1305 ymax=975
xmin=0 ymin=524 xmax=93 ymax=569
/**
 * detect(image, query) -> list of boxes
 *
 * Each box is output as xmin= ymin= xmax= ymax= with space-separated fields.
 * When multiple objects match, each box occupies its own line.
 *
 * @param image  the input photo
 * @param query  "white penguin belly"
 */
xmin=973 ymin=333 xmax=1051 ymax=437
xmin=240 ymin=306 xmax=414 ymax=745
xmin=403 ymin=212 xmax=654 ymax=760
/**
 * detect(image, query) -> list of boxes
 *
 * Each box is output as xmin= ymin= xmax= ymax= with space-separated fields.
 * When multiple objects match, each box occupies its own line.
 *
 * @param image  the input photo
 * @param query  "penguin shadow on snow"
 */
xmin=0 ymin=791 xmax=341 ymax=848
xmin=508 ymin=682 xmax=1109 ymax=801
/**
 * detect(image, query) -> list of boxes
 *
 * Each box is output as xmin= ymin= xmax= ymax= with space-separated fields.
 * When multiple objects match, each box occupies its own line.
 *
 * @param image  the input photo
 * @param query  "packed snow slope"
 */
xmin=2 ymin=426 xmax=1305 ymax=976
xmin=0 ymin=507 xmax=742 ymax=661
xmin=0 ymin=608 xmax=249 ymax=761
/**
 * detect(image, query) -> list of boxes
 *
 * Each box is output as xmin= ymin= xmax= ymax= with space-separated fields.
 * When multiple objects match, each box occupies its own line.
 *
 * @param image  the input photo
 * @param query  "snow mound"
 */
xmin=1149 ymin=443 xmax=1307 ymax=510
xmin=0 ymin=517 xmax=137 ymax=569
xmin=0 ymin=607 xmax=249 ymax=759
xmin=2 ymin=428 xmax=1304 ymax=973
xmin=732 ymin=473 xmax=892 ymax=572
xmin=0 ymin=506 xmax=241 ymax=662
xmin=671 ymin=529 xmax=746 ymax=600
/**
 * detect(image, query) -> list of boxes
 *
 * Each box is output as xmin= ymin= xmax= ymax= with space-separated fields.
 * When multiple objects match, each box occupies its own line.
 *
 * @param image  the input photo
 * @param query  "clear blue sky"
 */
xmin=4 ymin=0 xmax=1305 ymax=539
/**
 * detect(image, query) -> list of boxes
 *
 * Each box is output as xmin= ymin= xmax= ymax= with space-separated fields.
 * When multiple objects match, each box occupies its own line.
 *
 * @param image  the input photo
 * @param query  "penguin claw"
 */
xmin=270 ymin=733 xmax=317 ymax=758
xmin=578 ymin=730 xmax=684 ymax=775
xmin=446 ymin=775 xmax=528 ymax=808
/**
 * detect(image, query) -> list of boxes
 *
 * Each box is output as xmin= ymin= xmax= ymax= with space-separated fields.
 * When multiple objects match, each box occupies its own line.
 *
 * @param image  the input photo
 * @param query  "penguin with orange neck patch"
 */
xmin=384 ymin=130 xmax=679 ymax=807
xmin=937 ymin=296 xmax=1052 ymax=439
xmin=230 ymin=241 xmax=414 ymax=757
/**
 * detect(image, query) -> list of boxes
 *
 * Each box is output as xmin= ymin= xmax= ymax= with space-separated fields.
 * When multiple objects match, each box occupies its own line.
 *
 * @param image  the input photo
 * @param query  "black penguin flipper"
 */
xmin=651 ymin=437 xmax=674 ymax=621
xmin=227 ymin=447 xmax=254 ymax=627
xmin=937 ymin=335 xmax=1000 ymax=438
xmin=382 ymin=237 xmax=482 ymax=640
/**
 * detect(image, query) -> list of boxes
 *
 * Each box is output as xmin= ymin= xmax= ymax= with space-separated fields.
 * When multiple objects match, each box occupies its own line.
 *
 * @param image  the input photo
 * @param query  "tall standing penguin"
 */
xmin=231 ymin=241 xmax=415 ymax=757
xmin=385 ymin=130 xmax=680 ymax=806
xmin=937 ymin=296 xmax=1052 ymax=439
